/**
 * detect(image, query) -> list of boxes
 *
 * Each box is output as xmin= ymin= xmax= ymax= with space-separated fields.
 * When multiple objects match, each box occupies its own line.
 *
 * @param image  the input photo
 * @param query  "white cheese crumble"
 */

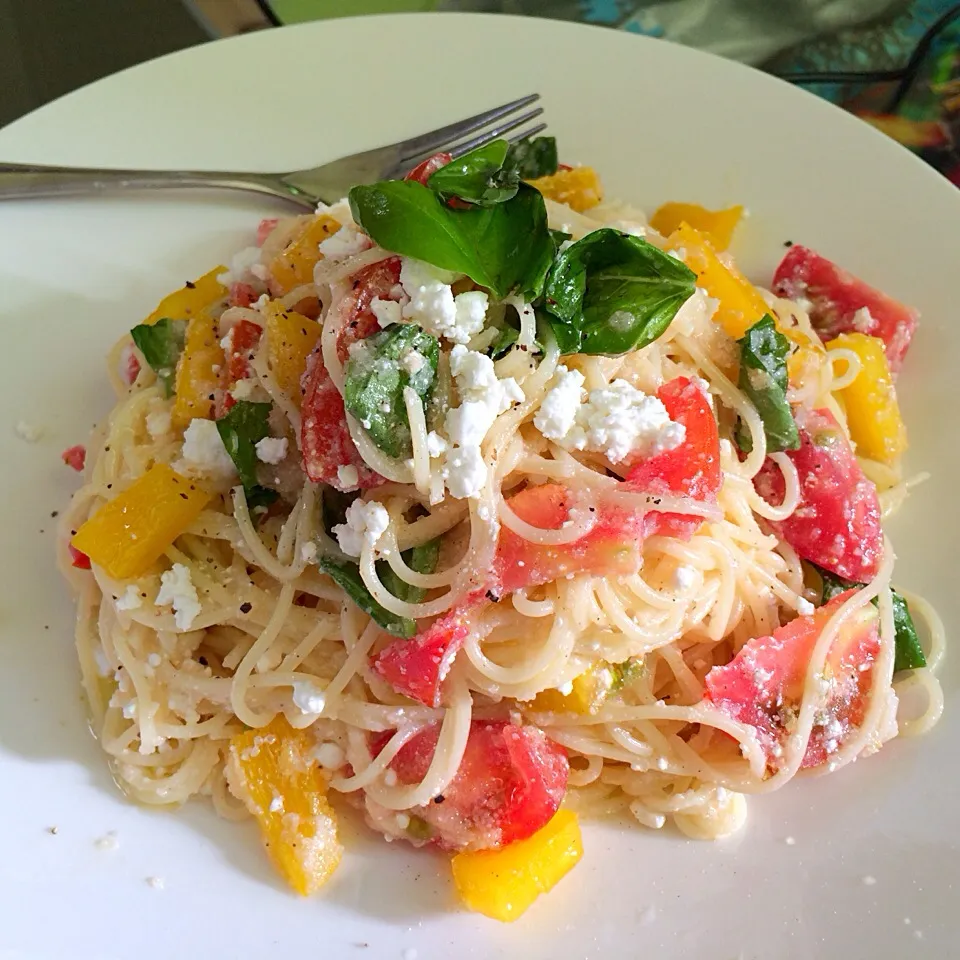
xmin=535 ymin=368 xmax=685 ymax=463
xmin=145 ymin=409 xmax=172 ymax=439
xmin=115 ymin=585 xmax=143 ymax=611
xmin=673 ymin=565 xmax=698 ymax=591
xmin=178 ymin=419 xmax=236 ymax=479
xmin=401 ymin=348 xmax=426 ymax=375
xmin=230 ymin=378 xmax=259 ymax=401
xmin=426 ymin=431 xmax=447 ymax=458
xmin=156 ymin=563 xmax=202 ymax=631
xmin=440 ymin=346 xmax=523 ymax=499
xmin=371 ymin=296 xmax=402 ymax=329
xmin=796 ymin=597 xmax=815 ymax=616
xmin=332 ymin=499 xmax=389 ymax=557
xmin=14 ymin=420 xmax=42 ymax=443
xmin=399 ymin=258 xmax=487 ymax=344
xmin=851 ymin=306 xmax=876 ymax=333
xmin=300 ymin=541 xmax=318 ymax=564
xmin=318 ymin=223 xmax=370 ymax=260
xmin=292 ymin=679 xmax=325 ymax=715
xmin=217 ymin=245 xmax=262 ymax=286
xmin=314 ymin=741 xmax=345 ymax=770
xmin=255 ymin=436 xmax=288 ymax=464
xmin=336 ymin=464 xmax=360 ymax=490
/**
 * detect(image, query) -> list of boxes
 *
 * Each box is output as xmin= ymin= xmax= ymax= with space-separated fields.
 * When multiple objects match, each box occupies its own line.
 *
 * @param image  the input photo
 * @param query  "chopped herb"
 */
xmin=215 ymin=400 xmax=278 ymax=509
xmin=129 ymin=317 xmax=187 ymax=396
xmin=318 ymin=557 xmax=416 ymax=639
xmin=378 ymin=537 xmax=440 ymax=605
xmin=505 ymin=135 xmax=559 ymax=180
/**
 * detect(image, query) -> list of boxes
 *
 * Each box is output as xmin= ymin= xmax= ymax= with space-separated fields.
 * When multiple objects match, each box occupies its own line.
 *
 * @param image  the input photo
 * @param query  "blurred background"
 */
xmin=2 ymin=0 xmax=959 ymax=181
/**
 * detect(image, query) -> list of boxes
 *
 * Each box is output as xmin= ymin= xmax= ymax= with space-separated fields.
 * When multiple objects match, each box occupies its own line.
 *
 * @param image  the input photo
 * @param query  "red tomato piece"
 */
xmin=61 ymin=445 xmax=86 ymax=472
xmin=372 ymin=596 xmax=484 ymax=707
xmin=299 ymin=258 xmax=400 ymax=489
xmin=754 ymin=407 xmax=883 ymax=581
xmin=773 ymin=245 xmax=918 ymax=375
xmin=221 ymin=318 xmax=263 ymax=385
xmin=228 ymin=281 xmax=259 ymax=308
xmin=625 ymin=375 xmax=721 ymax=540
xmin=256 ymin=217 xmax=279 ymax=247
xmin=120 ymin=344 xmax=141 ymax=387
xmin=404 ymin=152 xmax=452 ymax=185
xmin=69 ymin=544 xmax=91 ymax=569
xmin=493 ymin=483 xmax=647 ymax=596
xmin=374 ymin=720 xmax=568 ymax=851
xmin=704 ymin=590 xmax=881 ymax=770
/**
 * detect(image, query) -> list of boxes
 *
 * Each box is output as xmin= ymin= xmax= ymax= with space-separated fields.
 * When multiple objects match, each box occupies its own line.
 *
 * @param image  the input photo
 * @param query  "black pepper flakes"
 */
xmin=433 ymin=794 xmax=445 ymax=804
xmin=185 ymin=280 xmax=196 ymax=289
xmin=784 ymin=240 xmax=794 ymax=247
xmin=51 ymin=511 xmax=59 ymax=518
xmin=179 ymin=493 xmax=189 ymax=500
xmin=239 ymin=602 xmax=253 ymax=614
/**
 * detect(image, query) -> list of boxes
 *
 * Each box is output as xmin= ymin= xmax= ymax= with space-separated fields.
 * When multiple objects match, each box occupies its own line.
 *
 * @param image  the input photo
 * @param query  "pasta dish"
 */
xmin=58 ymin=139 xmax=943 ymax=921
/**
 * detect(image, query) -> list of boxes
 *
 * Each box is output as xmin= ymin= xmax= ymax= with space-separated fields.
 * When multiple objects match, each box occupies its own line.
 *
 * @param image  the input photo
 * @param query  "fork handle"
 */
xmin=0 ymin=162 xmax=290 ymax=203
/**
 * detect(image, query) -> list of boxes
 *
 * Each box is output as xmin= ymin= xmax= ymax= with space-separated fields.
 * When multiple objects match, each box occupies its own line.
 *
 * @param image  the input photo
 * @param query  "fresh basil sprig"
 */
xmin=379 ymin=537 xmax=441 ymax=605
xmin=344 ymin=324 xmax=440 ymax=460
xmin=318 ymin=556 xmax=416 ymax=639
xmin=735 ymin=315 xmax=800 ymax=453
xmin=541 ymin=228 xmax=696 ymax=355
xmin=427 ymin=140 xmax=520 ymax=207
xmin=215 ymin=400 xmax=278 ymax=510
xmin=349 ymin=180 xmax=554 ymax=300
xmin=816 ymin=565 xmax=926 ymax=672
xmin=505 ymin=136 xmax=559 ymax=180
xmin=130 ymin=317 xmax=187 ymax=397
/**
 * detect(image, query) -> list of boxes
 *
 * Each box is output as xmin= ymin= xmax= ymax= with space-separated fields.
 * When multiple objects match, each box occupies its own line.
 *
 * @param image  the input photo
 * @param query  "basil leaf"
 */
xmin=349 ymin=180 xmax=554 ymax=299
xmin=736 ymin=316 xmax=800 ymax=453
xmin=814 ymin=564 xmax=926 ymax=672
xmin=344 ymin=324 xmax=440 ymax=460
xmin=130 ymin=318 xmax=186 ymax=397
xmin=318 ymin=556 xmax=416 ymax=639
xmin=215 ymin=400 xmax=277 ymax=508
xmin=549 ymin=228 xmax=572 ymax=251
xmin=542 ymin=228 xmax=696 ymax=356
xmin=486 ymin=325 xmax=519 ymax=360
xmin=505 ymin=136 xmax=559 ymax=180
xmin=427 ymin=140 xmax=519 ymax=207
xmin=378 ymin=537 xmax=441 ymax=605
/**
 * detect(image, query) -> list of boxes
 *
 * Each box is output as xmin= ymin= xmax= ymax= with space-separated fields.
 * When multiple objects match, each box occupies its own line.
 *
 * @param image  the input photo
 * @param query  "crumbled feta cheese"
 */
xmin=145 ymin=409 xmax=172 ymax=439
xmin=315 ymin=197 xmax=353 ymax=223
xmin=115 ymin=585 xmax=142 ymax=611
xmin=399 ymin=259 xmax=485 ymax=344
xmin=291 ymin=679 xmax=326 ymax=715
xmin=400 ymin=348 xmax=426 ymax=375
xmin=254 ymin=293 xmax=270 ymax=312
xmin=558 ymin=680 xmax=574 ymax=696
xmin=535 ymin=372 xmax=685 ymax=463
xmin=146 ymin=876 xmax=165 ymax=890
xmin=371 ymin=296 xmax=402 ymax=328
xmin=217 ymin=245 xmax=262 ymax=286
xmin=314 ymin=741 xmax=345 ymax=770
xmin=336 ymin=464 xmax=359 ymax=490
xmin=255 ymin=436 xmax=288 ymax=465
xmin=673 ymin=565 xmax=698 ymax=591
xmin=178 ymin=419 xmax=236 ymax=479
xmin=608 ymin=219 xmax=647 ymax=237
xmin=318 ymin=223 xmax=370 ymax=260
xmin=300 ymin=541 xmax=318 ymax=564
xmin=441 ymin=444 xmax=488 ymax=500
xmin=332 ymin=499 xmax=389 ymax=557
xmin=156 ymin=563 xmax=202 ymax=631
xmin=94 ymin=832 xmax=119 ymax=851
xmin=14 ymin=420 xmax=42 ymax=443
xmin=796 ymin=597 xmax=815 ymax=616
xmin=426 ymin=431 xmax=447 ymax=458
xmin=230 ymin=378 xmax=259 ymax=401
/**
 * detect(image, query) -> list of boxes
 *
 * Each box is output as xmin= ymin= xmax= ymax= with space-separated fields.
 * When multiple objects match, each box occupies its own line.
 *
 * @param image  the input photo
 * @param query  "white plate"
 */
xmin=1 ymin=14 xmax=956 ymax=959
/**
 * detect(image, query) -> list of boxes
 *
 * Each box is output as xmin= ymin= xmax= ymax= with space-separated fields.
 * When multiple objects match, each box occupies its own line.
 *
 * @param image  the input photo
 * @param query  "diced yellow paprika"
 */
xmin=143 ymin=266 xmax=227 ymax=326
xmin=269 ymin=215 xmax=340 ymax=295
xmin=650 ymin=202 xmax=743 ymax=251
xmin=171 ymin=312 xmax=225 ymax=429
xmin=787 ymin=343 xmax=823 ymax=389
xmin=227 ymin=716 xmax=342 ymax=896
xmin=264 ymin=301 xmax=322 ymax=407
xmin=71 ymin=464 xmax=212 ymax=579
xmin=666 ymin=223 xmax=770 ymax=339
xmin=530 ymin=660 xmax=636 ymax=715
xmin=452 ymin=809 xmax=583 ymax=922
xmin=827 ymin=332 xmax=908 ymax=464
xmin=529 ymin=167 xmax=603 ymax=212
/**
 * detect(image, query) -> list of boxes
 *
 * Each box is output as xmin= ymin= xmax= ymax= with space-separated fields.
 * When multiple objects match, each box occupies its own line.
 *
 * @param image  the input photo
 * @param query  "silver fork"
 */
xmin=0 ymin=94 xmax=545 ymax=209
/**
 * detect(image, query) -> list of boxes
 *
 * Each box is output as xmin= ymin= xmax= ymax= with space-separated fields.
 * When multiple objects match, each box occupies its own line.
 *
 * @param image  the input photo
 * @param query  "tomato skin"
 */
xmin=704 ymin=590 xmax=881 ymax=770
xmin=228 ymin=281 xmax=259 ymax=308
xmin=121 ymin=345 xmax=141 ymax=387
xmin=68 ymin=544 xmax=91 ymax=569
xmin=373 ymin=720 xmax=569 ymax=851
xmin=256 ymin=217 xmax=279 ymax=247
xmin=298 ymin=258 xmax=400 ymax=489
xmin=754 ymin=406 xmax=883 ymax=581
xmin=61 ymin=445 xmax=86 ymax=472
xmin=222 ymin=318 xmax=263 ymax=384
xmin=404 ymin=152 xmax=452 ymax=185
xmin=773 ymin=245 xmax=918 ymax=375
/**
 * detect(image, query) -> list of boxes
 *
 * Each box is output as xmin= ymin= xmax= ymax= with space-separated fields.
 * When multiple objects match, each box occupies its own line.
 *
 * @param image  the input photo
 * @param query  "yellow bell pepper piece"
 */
xmin=264 ymin=301 xmax=322 ymax=407
xmin=827 ymin=333 xmax=907 ymax=464
xmin=650 ymin=202 xmax=743 ymax=251
xmin=171 ymin=312 xmax=224 ymax=429
xmin=529 ymin=167 xmax=603 ymax=212
xmin=269 ymin=215 xmax=340 ymax=295
xmin=530 ymin=660 xmax=638 ymax=715
xmin=143 ymin=266 xmax=227 ymax=326
xmin=452 ymin=809 xmax=583 ymax=922
xmin=71 ymin=464 xmax=212 ymax=579
xmin=227 ymin=716 xmax=343 ymax=896
xmin=666 ymin=223 xmax=770 ymax=339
